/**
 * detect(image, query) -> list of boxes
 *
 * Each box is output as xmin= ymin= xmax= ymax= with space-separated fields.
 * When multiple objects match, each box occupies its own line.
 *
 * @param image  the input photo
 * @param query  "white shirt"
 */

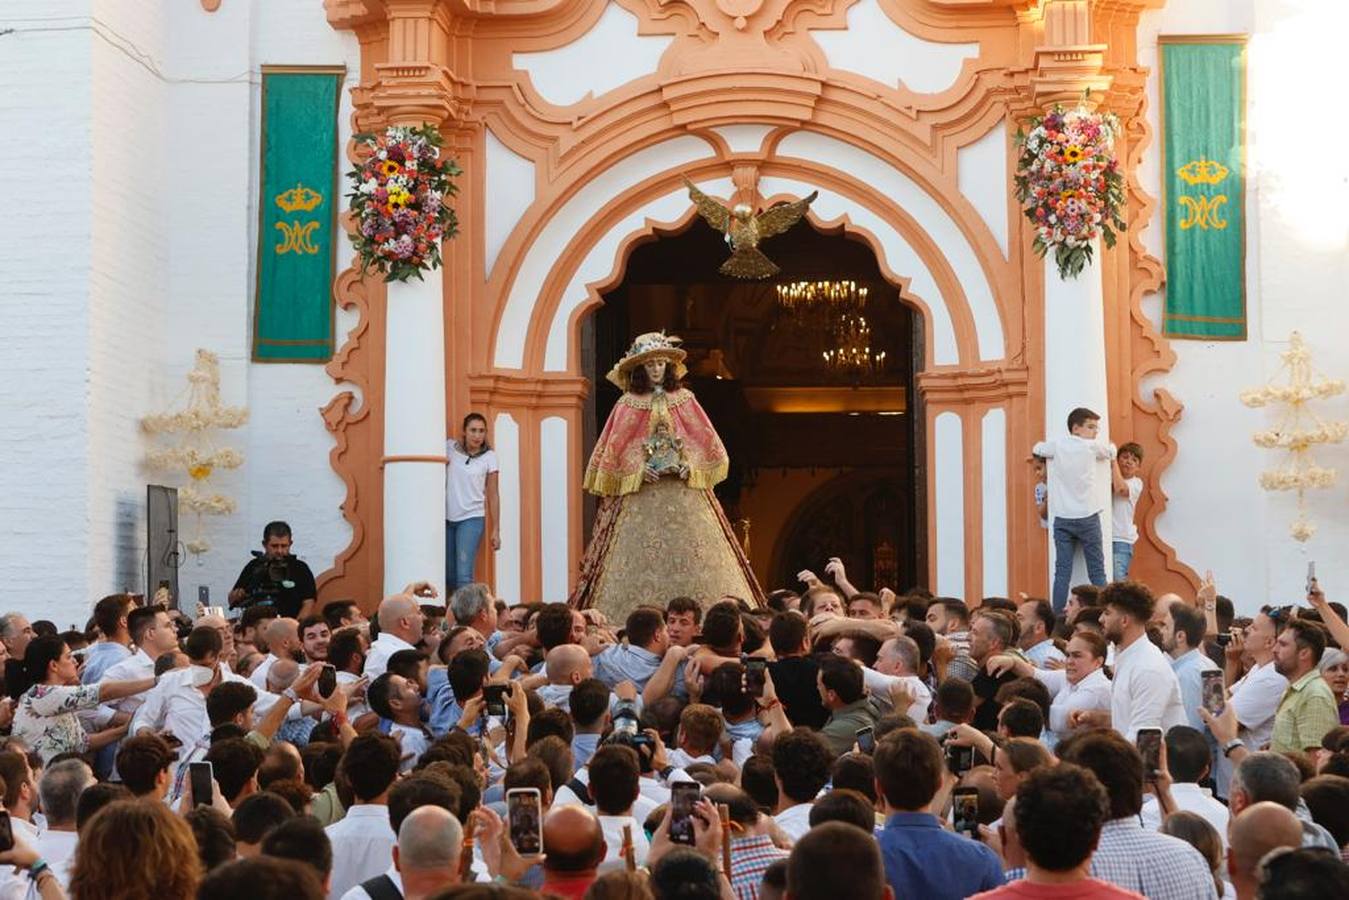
xmin=1112 ymin=476 xmax=1143 ymax=543
xmin=1033 ymin=434 xmax=1114 ymax=519
xmin=131 ymin=667 xmax=213 ymax=749
xmin=773 ymin=803 xmax=814 ymax=842
xmin=364 ymin=633 xmax=416 ymax=681
xmin=337 ymin=670 xmax=370 ymax=719
xmin=861 ymin=667 xmax=932 ymax=722
xmin=1036 ymin=666 xmax=1114 ymax=740
xmin=1141 ymin=783 xmax=1230 ymax=849
xmin=1111 ymin=635 xmax=1188 ymax=741
xmin=560 ymin=768 xmax=662 ymax=823
xmin=0 ymin=819 xmax=41 ymax=900
xmin=666 ymin=748 xmax=715 ymax=770
xmin=101 ymin=649 xmax=157 ymax=714
xmin=35 ymin=828 xmax=78 ymax=888
xmin=1214 ymin=659 xmax=1287 ymax=797
xmin=339 ymin=866 xmax=402 ymax=900
xmin=1025 ymin=639 xmax=1067 ymax=668
xmin=326 ymin=804 xmax=395 ymax=900
xmin=598 ymin=814 xmax=651 ymax=872
xmin=250 ymin=653 xmax=280 ymax=689
xmin=446 ymin=441 xmax=499 ymax=522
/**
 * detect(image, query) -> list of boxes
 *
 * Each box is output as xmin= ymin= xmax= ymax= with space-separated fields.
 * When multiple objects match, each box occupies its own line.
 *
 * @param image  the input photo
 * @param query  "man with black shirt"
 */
xmin=229 ymin=521 xmax=317 ymax=619
xmin=767 ymin=611 xmax=827 ymax=729
xmin=969 ymin=609 xmax=1021 ymax=732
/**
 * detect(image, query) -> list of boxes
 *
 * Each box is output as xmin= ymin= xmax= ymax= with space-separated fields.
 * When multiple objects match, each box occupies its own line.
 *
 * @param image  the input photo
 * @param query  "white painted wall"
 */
xmin=1138 ymin=0 xmax=1349 ymax=611
xmin=0 ymin=0 xmax=358 ymax=627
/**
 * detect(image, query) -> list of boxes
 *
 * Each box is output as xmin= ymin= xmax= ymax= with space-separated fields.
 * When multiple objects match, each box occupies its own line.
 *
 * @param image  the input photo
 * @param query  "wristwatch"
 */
xmin=283 ymin=687 xmax=300 ymax=702
xmin=1222 ymin=738 xmax=1243 ymax=757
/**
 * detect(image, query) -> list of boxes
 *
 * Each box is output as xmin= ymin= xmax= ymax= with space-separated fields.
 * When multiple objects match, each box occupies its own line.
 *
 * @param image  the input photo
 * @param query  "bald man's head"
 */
xmin=266 ymin=658 xmax=300 ymax=692
xmin=397 ymin=806 xmax=462 ymax=872
xmin=545 ymin=644 xmax=592 ymax=685
xmin=1229 ymin=801 xmax=1302 ymax=885
xmin=542 ymin=806 xmax=604 ymax=873
xmin=378 ymin=594 xmax=423 ymax=643
xmin=264 ymin=617 xmax=300 ymax=655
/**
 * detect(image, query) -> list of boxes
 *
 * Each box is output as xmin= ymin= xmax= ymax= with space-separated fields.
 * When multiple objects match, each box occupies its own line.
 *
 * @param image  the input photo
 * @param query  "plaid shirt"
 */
xmin=1271 ymin=670 xmax=1340 ymax=753
xmin=1089 ymin=819 xmax=1218 ymax=900
xmin=729 ymin=833 xmax=790 ymax=900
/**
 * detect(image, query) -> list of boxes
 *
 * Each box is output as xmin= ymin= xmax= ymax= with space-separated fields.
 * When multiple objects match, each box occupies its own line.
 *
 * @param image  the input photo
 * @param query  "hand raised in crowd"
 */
xmin=403 ymin=580 xmax=439 ymax=601
xmin=1199 ymin=699 xmax=1240 ymax=745
xmin=824 ymin=557 xmax=847 ymax=582
xmin=457 ymin=695 xmax=486 ymax=732
xmin=1196 ymin=569 xmax=1217 ymax=608
xmin=472 ymin=806 xmax=541 ymax=882
xmin=796 ymin=568 xmax=822 ymax=588
xmin=645 ymin=728 xmax=670 ymax=773
xmin=986 ymin=654 xmax=1031 ymax=679
xmin=684 ymin=657 xmax=705 ymax=703
xmin=614 ymin=680 xmax=639 ymax=702
xmin=290 ymin=661 xmax=324 ymax=700
xmin=1042 ymin=656 xmax=1067 ymax=671
xmin=1224 ymin=627 xmax=1246 ymax=663
xmin=888 ymin=678 xmax=917 ymax=714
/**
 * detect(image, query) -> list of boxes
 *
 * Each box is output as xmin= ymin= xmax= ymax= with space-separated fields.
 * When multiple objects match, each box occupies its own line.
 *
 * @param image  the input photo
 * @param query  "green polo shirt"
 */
xmin=1271 ymin=670 xmax=1339 ymax=753
xmin=819 ymin=698 xmax=878 ymax=757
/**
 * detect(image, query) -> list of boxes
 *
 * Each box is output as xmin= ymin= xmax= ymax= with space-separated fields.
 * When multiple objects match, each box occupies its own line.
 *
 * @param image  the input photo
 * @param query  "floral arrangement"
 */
xmin=347 ymin=124 xmax=460 ymax=283
xmin=142 ymin=350 xmax=247 ymax=555
xmin=1015 ymin=104 xmax=1126 ymax=279
xmin=1241 ymin=332 xmax=1346 ymax=541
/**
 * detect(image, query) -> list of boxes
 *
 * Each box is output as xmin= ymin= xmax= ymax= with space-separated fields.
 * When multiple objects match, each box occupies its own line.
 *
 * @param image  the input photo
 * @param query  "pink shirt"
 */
xmin=972 ymin=878 xmax=1145 ymax=900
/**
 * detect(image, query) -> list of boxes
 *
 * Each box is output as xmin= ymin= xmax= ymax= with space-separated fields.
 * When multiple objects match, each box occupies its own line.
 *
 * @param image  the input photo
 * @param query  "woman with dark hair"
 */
xmin=445 ymin=411 xmax=500 ymax=590
xmin=11 ymin=635 xmax=155 ymax=764
xmin=569 ymin=332 xmax=763 ymax=619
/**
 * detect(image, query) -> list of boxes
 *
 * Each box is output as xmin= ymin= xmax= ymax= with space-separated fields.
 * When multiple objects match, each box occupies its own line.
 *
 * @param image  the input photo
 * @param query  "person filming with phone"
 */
xmin=228 ymin=521 xmax=317 ymax=619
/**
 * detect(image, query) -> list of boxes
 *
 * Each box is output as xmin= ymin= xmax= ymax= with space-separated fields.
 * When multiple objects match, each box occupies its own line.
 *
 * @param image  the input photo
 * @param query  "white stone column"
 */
xmin=383 ymin=267 xmax=448 ymax=598
xmin=1043 ymin=244 xmax=1114 ymax=590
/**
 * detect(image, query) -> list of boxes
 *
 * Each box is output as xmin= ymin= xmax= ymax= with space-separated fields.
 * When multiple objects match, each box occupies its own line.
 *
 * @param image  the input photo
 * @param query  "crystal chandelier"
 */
xmin=822 ymin=313 xmax=887 ymax=377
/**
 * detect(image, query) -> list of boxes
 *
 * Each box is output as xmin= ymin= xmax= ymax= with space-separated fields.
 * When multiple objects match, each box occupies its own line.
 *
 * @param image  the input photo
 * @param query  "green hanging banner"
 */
xmin=1160 ymin=37 xmax=1248 ymax=340
xmin=253 ymin=66 xmax=345 ymax=362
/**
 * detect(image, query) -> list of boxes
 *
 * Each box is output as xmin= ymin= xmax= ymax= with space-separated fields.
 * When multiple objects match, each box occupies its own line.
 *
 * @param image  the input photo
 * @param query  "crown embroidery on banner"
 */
xmin=1177 ymin=158 xmax=1230 ymax=186
xmin=275 ymin=183 xmax=323 ymax=213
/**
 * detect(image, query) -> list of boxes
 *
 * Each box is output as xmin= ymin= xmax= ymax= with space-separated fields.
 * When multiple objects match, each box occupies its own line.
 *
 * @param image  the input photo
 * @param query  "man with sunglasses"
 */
xmin=1213 ymin=605 xmax=1290 ymax=799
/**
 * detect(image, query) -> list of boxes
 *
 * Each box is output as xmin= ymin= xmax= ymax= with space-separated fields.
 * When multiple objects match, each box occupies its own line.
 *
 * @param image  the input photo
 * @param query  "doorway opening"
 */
xmin=581 ymin=216 xmax=927 ymax=594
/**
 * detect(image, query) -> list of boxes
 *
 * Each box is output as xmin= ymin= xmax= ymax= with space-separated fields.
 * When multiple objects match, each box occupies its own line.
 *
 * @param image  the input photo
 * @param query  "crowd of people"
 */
xmin=0 ymin=562 xmax=1347 ymax=900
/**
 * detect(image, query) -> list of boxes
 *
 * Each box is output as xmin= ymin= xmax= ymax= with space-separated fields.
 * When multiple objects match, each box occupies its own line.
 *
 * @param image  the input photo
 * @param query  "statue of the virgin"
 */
xmin=568 ymin=332 xmax=763 ymax=618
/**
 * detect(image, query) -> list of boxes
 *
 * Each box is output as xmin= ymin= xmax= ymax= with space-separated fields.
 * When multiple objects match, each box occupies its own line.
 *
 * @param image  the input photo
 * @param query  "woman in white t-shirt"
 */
xmin=446 ymin=412 xmax=500 ymax=590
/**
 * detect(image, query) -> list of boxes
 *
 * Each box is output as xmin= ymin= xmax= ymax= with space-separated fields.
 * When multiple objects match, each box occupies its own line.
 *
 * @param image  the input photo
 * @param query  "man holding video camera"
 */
xmin=228 ymin=521 xmax=317 ymax=619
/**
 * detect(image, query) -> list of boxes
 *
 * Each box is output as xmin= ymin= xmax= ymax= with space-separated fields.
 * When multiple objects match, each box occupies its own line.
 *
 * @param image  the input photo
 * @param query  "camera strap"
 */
xmin=566 ymin=777 xmax=593 ymax=806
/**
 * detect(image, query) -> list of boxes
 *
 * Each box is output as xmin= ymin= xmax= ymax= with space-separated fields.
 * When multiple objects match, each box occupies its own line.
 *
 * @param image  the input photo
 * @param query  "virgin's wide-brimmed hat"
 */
xmin=605 ymin=331 xmax=688 ymax=390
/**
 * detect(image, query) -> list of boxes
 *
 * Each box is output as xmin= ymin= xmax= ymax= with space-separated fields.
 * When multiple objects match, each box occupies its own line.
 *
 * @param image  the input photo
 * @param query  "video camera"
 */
xmin=231 ymin=550 xmax=298 ymax=610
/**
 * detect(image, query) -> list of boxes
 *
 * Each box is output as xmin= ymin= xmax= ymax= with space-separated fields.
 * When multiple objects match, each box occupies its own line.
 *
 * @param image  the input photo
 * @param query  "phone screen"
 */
xmin=189 ymin=761 xmax=215 ymax=807
xmin=1136 ymin=728 xmax=1162 ymax=779
xmin=317 ymin=664 xmax=337 ymax=699
xmin=484 ymin=684 xmax=509 ymax=718
xmin=1201 ymin=670 xmax=1225 ymax=716
xmin=507 ymin=788 xmax=543 ymax=855
xmin=745 ymin=659 xmax=766 ymax=698
xmin=855 ymin=726 xmax=875 ymax=754
xmin=946 ymin=744 xmax=974 ymax=776
xmin=670 ymin=781 xmax=701 ymax=845
xmin=952 ymin=788 xmax=979 ymax=837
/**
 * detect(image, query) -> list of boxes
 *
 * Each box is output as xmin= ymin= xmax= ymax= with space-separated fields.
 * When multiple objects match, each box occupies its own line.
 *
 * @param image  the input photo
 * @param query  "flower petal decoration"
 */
xmin=346 ymin=124 xmax=461 ymax=283
xmin=1014 ymin=103 xmax=1127 ymax=279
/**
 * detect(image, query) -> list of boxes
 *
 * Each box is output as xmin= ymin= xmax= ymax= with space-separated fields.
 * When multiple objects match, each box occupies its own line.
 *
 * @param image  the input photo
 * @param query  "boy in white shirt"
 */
xmin=1033 ymin=407 xmax=1115 ymax=615
xmin=1111 ymin=442 xmax=1144 ymax=581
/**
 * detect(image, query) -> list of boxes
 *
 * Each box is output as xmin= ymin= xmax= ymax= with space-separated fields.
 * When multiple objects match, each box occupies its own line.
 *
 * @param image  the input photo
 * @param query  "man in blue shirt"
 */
xmin=873 ymin=729 xmax=1003 ymax=899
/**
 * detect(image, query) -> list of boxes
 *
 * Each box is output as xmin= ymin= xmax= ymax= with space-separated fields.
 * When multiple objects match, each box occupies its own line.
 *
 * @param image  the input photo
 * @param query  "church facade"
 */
xmin=3 ymin=0 xmax=1342 ymax=627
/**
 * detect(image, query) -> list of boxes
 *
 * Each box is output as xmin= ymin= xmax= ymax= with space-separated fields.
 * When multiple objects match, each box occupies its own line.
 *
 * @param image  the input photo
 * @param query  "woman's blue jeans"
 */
xmin=446 ymin=516 xmax=485 ymax=590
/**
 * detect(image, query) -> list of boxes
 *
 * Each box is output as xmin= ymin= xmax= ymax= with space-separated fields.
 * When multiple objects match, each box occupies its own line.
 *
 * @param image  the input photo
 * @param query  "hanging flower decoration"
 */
xmin=142 ymin=350 xmax=248 ymax=556
xmin=1014 ymin=102 xmax=1127 ymax=279
xmin=346 ymin=124 xmax=460 ymax=283
xmin=1241 ymin=332 xmax=1347 ymax=542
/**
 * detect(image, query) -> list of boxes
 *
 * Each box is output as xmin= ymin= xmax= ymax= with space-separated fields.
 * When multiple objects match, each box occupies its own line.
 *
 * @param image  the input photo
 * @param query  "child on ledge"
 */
xmin=1033 ymin=407 xmax=1115 ymax=614
xmin=1112 ymin=442 xmax=1144 ymax=580
xmin=1032 ymin=454 xmax=1049 ymax=531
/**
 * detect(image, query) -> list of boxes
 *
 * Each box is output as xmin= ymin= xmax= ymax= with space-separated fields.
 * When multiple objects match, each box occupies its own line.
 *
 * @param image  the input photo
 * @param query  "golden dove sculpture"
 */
xmin=683 ymin=177 xmax=818 ymax=279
